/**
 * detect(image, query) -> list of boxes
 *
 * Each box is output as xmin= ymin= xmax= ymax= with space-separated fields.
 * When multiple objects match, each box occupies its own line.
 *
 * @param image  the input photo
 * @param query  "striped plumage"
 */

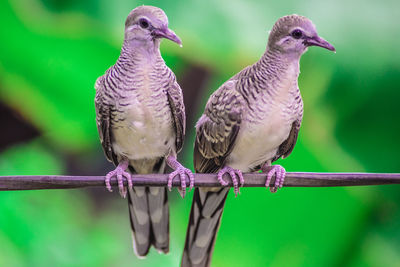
xmin=95 ymin=6 xmax=191 ymax=257
xmin=96 ymin=43 xmax=180 ymax=164
xmin=182 ymin=15 xmax=335 ymax=267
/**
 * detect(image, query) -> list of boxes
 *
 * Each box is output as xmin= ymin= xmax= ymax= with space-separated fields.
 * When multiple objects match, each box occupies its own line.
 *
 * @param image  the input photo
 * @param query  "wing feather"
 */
xmin=166 ymin=80 xmax=186 ymax=153
xmin=194 ymin=81 xmax=244 ymax=173
xmin=94 ymin=76 xmax=117 ymax=165
xmin=272 ymin=120 xmax=301 ymax=162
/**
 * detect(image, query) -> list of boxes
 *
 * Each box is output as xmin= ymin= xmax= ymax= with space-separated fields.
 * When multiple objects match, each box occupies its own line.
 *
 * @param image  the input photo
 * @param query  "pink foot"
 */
xmin=105 ymin=160 xmax=132 ymax=198
xmin=166 ymin=156 xmax=194 ymax=198
xmin=262 ymin=165 xmax=286 ymax=193
xmin=217 ymin=166 xmax=244 ymax=197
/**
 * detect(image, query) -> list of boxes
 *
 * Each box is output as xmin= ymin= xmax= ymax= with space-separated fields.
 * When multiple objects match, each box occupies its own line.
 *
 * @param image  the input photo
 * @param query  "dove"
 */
xmin=182 ymin=14 xmax=335 ymax=267
xmin=95 ymin=5 xmax=194 ymax=257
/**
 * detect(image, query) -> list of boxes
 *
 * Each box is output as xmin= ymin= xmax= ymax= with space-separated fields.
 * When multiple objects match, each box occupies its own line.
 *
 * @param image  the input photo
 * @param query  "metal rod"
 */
xmin=1 ymin=172 xmax=400 ymax=191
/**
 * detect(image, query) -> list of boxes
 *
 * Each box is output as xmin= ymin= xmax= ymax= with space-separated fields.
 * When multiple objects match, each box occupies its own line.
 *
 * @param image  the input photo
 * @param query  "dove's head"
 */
xmin=267 ymin=15 xmax=335 ymax=56
xmin=124 ymin=6 xmax=181 ymax=47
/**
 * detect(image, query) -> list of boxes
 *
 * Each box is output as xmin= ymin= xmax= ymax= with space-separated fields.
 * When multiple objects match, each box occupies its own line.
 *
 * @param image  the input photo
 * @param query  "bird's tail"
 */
xmin=181 ymin=187 xmax=230 ymax=267
xmin=127 ymin=158 xmax=169 ymax=257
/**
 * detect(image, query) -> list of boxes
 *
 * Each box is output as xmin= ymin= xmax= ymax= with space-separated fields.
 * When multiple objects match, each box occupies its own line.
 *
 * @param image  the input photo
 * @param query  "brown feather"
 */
xmin=272 ymin=120 xmax=300 ymax=162
xmin=166 ymin=81 xmax=186 ymax=153
xmin=193 ymin=81 xmax=244 ymax=174
xmin=95 ymin=77 xmax=118 ymax=166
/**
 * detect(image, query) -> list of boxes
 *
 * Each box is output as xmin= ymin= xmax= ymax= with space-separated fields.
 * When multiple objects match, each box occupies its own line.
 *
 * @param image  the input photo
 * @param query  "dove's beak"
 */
xmin=152 ymin=28 xmax=182 ymax=46
xmin=304 ymin=36 xmax=335 ymax=52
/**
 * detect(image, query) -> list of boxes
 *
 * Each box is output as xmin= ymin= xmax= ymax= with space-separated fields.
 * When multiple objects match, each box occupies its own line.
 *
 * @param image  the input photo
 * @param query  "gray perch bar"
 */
xmin=1 ymin=172 xmax=400 ymax=191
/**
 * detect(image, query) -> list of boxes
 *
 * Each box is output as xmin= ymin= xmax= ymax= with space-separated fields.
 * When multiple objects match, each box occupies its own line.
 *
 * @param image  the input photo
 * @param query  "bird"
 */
xmin=181 ymin=14 xmax=335 ymax=267
xmin=94 ymin=5 xmax=194 ymax=257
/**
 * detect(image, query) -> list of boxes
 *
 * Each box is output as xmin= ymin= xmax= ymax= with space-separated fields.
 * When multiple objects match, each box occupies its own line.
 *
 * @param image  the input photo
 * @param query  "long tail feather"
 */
xmin=127 ymin=158 xmax=169 ymax=257
xmin=128 ymin=187 xmax=151 ymax=257
xmin=148 ymin=187 xmax=169 ymax=253
xmin=182 ymin=187 xmax=229 ymax=267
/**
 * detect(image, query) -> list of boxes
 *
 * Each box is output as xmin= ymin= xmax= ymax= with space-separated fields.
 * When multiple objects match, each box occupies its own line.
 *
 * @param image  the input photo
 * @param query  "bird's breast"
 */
xmin=227 ymin=85 xmax=302 ymax=171
xmin=111 ymin=84 xmax=175 ymax=160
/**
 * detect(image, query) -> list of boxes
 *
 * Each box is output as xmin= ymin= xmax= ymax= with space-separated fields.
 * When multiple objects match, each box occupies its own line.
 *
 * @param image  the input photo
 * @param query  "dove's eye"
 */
xmin=291 ymin=29 xmax=303 ymax=39
xmin=139 ymin=18 xmax=150 ymax=29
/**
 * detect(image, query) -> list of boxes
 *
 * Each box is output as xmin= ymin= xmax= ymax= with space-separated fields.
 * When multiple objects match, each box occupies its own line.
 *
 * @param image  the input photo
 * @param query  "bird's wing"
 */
xmin=166 ymin=78 xmax=186 ymax=153
xmin=94 ymin=76 xmax=118 ymax=165
xmin=273 ymin=119 xmax=301 ymax=162
xmin=194 ymin=80 xmax=244 ymax=173
xmin=183 ymin=80 xmax=244 ymax=266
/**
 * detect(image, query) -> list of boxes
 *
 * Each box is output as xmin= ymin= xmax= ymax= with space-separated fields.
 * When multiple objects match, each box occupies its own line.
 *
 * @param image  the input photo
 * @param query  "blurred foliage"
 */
xmin=0 ymin=0 xmax=400 ymax=266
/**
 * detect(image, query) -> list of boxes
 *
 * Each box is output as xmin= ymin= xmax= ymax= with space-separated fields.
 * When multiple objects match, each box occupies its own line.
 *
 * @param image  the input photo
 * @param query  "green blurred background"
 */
xmin=1 ymin=0 xmax=400 ymax=266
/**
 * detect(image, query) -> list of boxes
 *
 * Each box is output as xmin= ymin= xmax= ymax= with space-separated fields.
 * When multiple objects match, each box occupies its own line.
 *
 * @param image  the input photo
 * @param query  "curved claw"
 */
xmin=167 ymin=169 xmax=178 ymax=192
xmin=239 ymin=171 xmax=245 ymax=187
xmin=188 ymin=171 xmax=195 ymax=192
xmin=124 ymin=171 xmax=133 ymax=189
xmin=105 ymin=172 xmax=113 ymax=192
xmin=217 ymin=166 xmax=244 ymax=197
xmin=104 ymin=161 xmax=131 ymax=198
xmin=228 ymin=169 xmax=239 ymax=196
xmin=167 ymin=166 xmax=194 ymax=198
xmin=264 ymin=165 xmax=286 ymax=193
xmin=217 ymin=170 xmax=229 ymax=186
xmin=117 ymin=171 xmax=125 ymax=197
xmin=180 ymin=169 xmax=187 ymax=198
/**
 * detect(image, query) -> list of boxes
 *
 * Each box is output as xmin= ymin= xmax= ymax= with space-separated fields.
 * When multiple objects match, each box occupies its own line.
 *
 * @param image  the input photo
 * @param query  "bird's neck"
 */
xmin=252 ymin=49 xmax=301 ymax=95
xmin=119 ymin=40 xmax=163 ymax=67
xmin=257 ymin=49 xmax=300 ymax=80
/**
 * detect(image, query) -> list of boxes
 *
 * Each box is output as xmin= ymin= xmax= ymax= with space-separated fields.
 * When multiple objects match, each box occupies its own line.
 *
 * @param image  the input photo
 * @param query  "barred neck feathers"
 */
xmin=237 ymin=50 xmax=299 ymax=105
xmin=107 ymin=41 xmax=165 ymax=87
xmin=101 ymin=41 xmax=168 ymax=104
xmin=119 ymin=39 xmax=164 ymax=68
xmin=258 ymin=49 xmax=299 ymax=90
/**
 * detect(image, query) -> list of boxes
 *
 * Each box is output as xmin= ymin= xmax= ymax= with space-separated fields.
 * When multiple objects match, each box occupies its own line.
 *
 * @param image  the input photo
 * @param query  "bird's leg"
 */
xmin=105 ymin=159 xmax=132 ymax=198
xmin=166 ymin=155 xmax=194 ymax=198
xmin=217 ymin=166 xmax=244 ymax=197
xmin=262 ymin=162 xmax=286 ymax=193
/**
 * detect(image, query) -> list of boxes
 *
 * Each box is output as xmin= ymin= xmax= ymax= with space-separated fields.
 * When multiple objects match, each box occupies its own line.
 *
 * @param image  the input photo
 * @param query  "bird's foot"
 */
xmin=167 ymin=167 xmax=194 ymax=198
xmin=166 ymin=156 xmax=194 ymax=198
xmin=217 ymin=166 xmax=244 ymax=197
xmin=105 ymin=160 xmax=132 ymax=198
xmin=262 ymin=165 xmax=286 ymax=193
